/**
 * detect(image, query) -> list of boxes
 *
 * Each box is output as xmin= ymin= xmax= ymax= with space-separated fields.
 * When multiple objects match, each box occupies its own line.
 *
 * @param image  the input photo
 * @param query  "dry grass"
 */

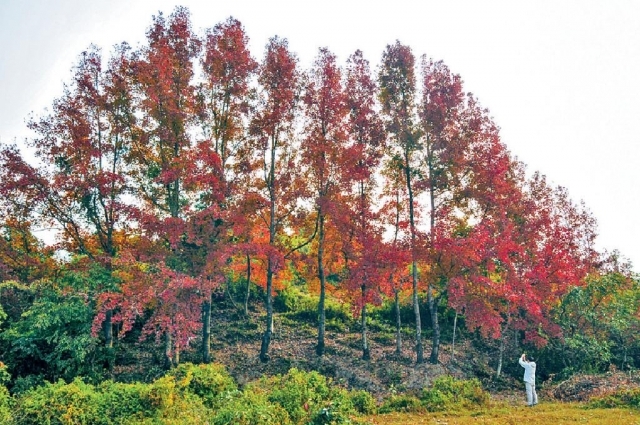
xmin=365 ymin=402 xmax=640 ymax=424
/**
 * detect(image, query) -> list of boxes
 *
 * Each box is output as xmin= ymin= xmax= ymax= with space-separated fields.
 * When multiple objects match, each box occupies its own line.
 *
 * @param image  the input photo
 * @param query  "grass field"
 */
xmin=365 ymin=402 xmax=640 ymax=424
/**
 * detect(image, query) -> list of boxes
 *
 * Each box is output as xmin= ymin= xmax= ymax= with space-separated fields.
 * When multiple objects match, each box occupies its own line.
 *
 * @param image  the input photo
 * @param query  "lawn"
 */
xmin=366 ymin=402 xmax=640 ymax=424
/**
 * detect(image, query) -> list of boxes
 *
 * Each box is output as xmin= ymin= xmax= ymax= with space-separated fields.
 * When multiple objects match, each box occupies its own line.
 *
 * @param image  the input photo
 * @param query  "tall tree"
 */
xmin=341 ymin=50 xmax=385 ymax=360
xmin=301 ymin=47 xmax=349 ymax=357
xmin=379 ymin=41 xmax=425 ymax=363
xmin=196 ymin=16 xmax=257 ymax=363
xmin=0 ymin=44 xmax=135 ymax=353
xmin=249 ymin=37 xmax=300 ymax=362
xmin=127 ymin=6 xmax=201 ymax=368
xmin=418 ymin=57 xmax=467 ymax=364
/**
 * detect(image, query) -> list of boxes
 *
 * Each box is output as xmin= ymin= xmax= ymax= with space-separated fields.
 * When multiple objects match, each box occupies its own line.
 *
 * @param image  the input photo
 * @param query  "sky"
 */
xmin=1 ymin=0 xmax=639 ymax=270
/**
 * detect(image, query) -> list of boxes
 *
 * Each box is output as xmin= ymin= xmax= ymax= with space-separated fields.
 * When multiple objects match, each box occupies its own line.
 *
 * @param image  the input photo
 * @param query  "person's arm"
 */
xmin=519 ymin=353 xmax=527 ymax=367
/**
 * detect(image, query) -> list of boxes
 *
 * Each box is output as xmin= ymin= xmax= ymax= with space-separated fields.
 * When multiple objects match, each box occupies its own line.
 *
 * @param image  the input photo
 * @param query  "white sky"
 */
xmin=1 ymin=0 xmax=639 ymax=270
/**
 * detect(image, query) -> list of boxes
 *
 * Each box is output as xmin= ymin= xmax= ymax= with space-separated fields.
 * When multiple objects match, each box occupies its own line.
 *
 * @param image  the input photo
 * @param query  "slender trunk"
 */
xmin=103 ymin=309 xmax=114 ymax=374
xmin=260 ymin=134 xmax=277 ymax=362
xmin=452 ymin=313 xmax=457 ymax=361
xmin=317 ymin=214 xmax=326 ymax=356
xmin=174 ymin=345 xmax=180 ymax=366
xmin=103 ymin=309 xmax=113 ymax=348
xmin=361 ymin=286 xmax=370 ymax=360
xmin=244 ymin=254 xmax=251 ymax=316
xmin=103 ymin=260 xmax=114 ymax=351
xmin=496 ymin=318 xmax=510 ymax=377
xmin=259 ymin=260 xmax=274 ymax=362
xmin=164 ymin=331 xmax=173 ymax=369
xmin=395 ymin=289 xmax=402 ymax=356
xmin=496 ymin=334 xmax=506 ymax=378
xmin=405 ymin=149 xmax=423 ymax=364
xmin=202 ymin=291 xmax=212 ymax=363
xmin=426 ymin=136 xmax=441 ymax=365
xmin=428 ymin=287 xmax=440 ymax=364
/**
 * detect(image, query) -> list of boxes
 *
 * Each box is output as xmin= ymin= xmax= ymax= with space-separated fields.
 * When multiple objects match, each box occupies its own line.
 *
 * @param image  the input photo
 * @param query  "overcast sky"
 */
xmin=1 ymin=0 xmax=639 ymax=270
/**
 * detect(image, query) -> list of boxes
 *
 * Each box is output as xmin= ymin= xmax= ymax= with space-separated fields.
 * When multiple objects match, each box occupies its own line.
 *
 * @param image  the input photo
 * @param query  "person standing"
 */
xmin=519 ymin=353 xmax=538 ymax=406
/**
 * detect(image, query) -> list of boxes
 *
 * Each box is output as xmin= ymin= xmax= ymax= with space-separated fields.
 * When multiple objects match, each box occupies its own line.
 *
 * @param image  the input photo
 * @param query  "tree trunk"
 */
xmin=451 ymin=313 xmax=457 ymax=361
xmin=317 ymin=213 xmax=326 ymax=357
xmin=103 ymin=309 xmax=115 ymax=373
xmin=496 ymin=333 xmax=506 ymax=378
xmin=395 ymin=289 xmax=402 ymax=356
xmin=244 ymin=254 xmax=251 ymax=316
xmin=361 ymin=289 xmax=370 ymax=360
xmin=164 ymin=331 xmax=173 ymax=369
xmin=103 ymin=309 xmax=113 ymax=348
xmin=259 ymin=260 xmax=274 ymax=362
xmin=411 ymin=261 xmax=423 ymax=363
xmin=428 ymin=286 xmax=440 ymax=364
xmin=405 ymin=150 xmax=423 ymax=364
xmin=174 ymin=345 xmax=180 ymax=366
xmin=202 ymin=292 xmax=212 ymax=363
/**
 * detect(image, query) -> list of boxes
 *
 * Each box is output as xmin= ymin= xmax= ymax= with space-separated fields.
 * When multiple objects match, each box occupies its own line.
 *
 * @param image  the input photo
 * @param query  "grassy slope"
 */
xmin=367 ymin=403 xmax=640 ymax=424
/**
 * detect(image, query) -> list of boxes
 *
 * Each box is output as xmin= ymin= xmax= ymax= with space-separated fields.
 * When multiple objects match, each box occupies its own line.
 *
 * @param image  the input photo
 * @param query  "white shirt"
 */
xmin=519 ymin=358 xmax=536 ymax=384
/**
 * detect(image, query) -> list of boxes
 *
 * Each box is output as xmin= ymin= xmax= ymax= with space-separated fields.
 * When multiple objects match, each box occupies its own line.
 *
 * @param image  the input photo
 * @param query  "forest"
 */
xmin=0 ymin=5 xmax=639 ymax=424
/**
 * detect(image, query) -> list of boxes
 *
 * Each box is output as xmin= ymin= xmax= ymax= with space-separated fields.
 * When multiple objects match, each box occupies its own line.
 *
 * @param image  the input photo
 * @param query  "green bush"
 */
xmin=145 ymin=375 xmax=211 ymax=423
xmin=421 ymin=376 xmax=489 ymax=411
xmin=0 ymin=276 xmax=106 ymax=385
xmin=349 ymin=389 xmax=377 ymax=414
xmin=589 ymin=388 xmax=640 ymax=409
xmin=95 ymin=381 xmax=153 ymax=424
xmin=277 ymin=286 xmax=352 ymax=327
xmin=11 ymin=374 xmax=45 ymax=395
xmin=0 ymin=385 xmax=12 ymax=424
xmin=378 ymin=394 xmax=423 ymax=413
xmin=12 ymin=370 xmax=218 ymax=425
xmin=249 ymin=368 xmax=356 ymax=424
xmin=212 ymin=389 xmax=293 ymax=425
xmin=420 ymin=388 xmax=453 ymax=412
xmin=13 ymin=378 xmax=101 ymax=425
xmin=166 ymin=362 xmax=237 ymax=409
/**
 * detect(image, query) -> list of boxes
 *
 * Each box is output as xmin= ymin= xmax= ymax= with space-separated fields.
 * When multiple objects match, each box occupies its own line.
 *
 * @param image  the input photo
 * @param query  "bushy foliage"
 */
xmin=6 ymin=364 xmax=372 ymax=424
xmin=588 ymin=388 xmax=640 ymax=409
xmin=11 ymin=369 xmax=219 ymax=424
xmin=249 ymin=368 xmax=357 ymax=424
xmin=378 ymin=393 xmax=424 ymax=413
xmin=548 ymin=272 xmax=640 ymax=377
xmin=165 ymin=362 xmax=237 ymax=409
xmin=0 ymin=385 xmax=12 ymax=424
xmin=0 ymin=270 xmax=109 ymax=387
xmin=12 ymin=378 xmax=101 ymax=425
xmin=94 ymin=381 xmax=154 ymax=424
xmin=212 ymin=389 xmax=293 ymax=425
xmin=421 ymin=376 xmax=489 ymax=411
xmin=349 ymin=389 xmax=377 ymax=414
xmin=144 ymin=375 xmax=211 ymax=423
xmin=379 ymin=376 xmax=489 ymax=414
xmin=276 ymin=285 xmax=352 ymax=326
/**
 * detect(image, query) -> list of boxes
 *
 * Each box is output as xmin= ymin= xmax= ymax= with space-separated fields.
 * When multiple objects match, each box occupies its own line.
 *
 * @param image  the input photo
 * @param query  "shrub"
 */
xmin=13 ymin=378 xmax=101 ymax=425
xmin=277 ymin=287 xmax=352 ymax=327
xmin=0 ymin=385 xmax=12 ymax=424
xmin=166 ymin=362 xmax=237 ymax=409
xmin=421 ymin=376 xmax=489 ymax=411
xmin=145 ymin=375 xmax=211 ymax=423
xmin=378 ymin=394 xmax=423 ymax=413
xmin=95 ymin=381 xmax=153 ymax=424
xmin=212 ymin=389 xmax=293 ymax=425
xmin=589 ymin=388 xmax=640 ymax=409
xmin=249 ymin=368 xmax=356 ymax=424
xmin=349 ymin=389 xmax=377 ymax=414
xmin=11 ymin=374 xmax=45 ymax=395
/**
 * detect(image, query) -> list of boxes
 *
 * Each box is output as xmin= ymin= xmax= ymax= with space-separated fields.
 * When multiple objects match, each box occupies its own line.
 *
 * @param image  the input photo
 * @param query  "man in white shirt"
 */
xmin=519 ymin=353 xmax=538 ymax=406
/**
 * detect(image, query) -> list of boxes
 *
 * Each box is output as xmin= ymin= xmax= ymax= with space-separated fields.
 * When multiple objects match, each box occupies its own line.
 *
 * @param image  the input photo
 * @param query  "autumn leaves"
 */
xmin=0 ymin=6 xmax=596 ymax=368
